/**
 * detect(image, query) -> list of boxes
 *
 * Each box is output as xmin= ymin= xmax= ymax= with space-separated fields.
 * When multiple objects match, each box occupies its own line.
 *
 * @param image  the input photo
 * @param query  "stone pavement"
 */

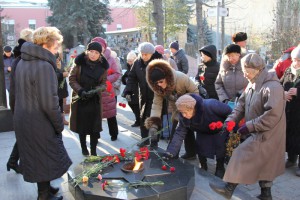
xmin=1 ymin=102 xmax=300 ymax=199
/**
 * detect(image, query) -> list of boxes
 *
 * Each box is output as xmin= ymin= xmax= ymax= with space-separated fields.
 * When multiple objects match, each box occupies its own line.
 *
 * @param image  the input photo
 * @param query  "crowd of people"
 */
xmin=3 ymin=26 xmax=300 ymax=200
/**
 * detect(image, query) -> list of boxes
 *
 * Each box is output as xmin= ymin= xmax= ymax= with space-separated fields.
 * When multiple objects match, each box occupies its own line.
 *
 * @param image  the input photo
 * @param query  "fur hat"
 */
xmin=291 ymin=46 xmax=300 ymax=59
xmin=91 ymin=37 xmax=107 ymax=50
xmin=175 ymin=94 xmax=196 ymax=111
xmin=138 ymin=42 xmax=155 ymax=54
xmin=150 ymin=67 xmax=166 ymax=83
xmin=232 ymin=32 xmax=247 ymax=43
xmin=87 ymin=42 xmax=102 ymax=54
xmin=169 ymin=41 xmax=179 ymax=51
xmin=241 ymin=53 xmax=265 ymax=70
xmin=3 ymin=45 xmax=12 ymax=52
xmin=155 ymin=45 xmax=165 ymax=55
xmin=224 ymin=44 xmax=241 ymax=55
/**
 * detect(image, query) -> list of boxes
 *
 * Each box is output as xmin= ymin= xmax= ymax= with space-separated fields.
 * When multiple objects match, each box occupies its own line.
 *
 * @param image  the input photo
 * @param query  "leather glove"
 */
xmin=149 ymin=125 xmax=158 ymax=148
xmin=80 ymin=91 xmax=89 ymax=100
xmin=125 ymin=94 xmax=131 ymax=102
xmin=237 ymin=125 xmax=249 ymax=135
xmin=161 ymin=152 xmax=174 ymax=160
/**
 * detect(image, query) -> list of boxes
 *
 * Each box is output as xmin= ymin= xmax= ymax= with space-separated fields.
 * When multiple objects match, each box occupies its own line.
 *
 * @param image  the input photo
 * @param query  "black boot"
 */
xmin=199 ymin=156 xmax=208 ymax=171
xmin=90 ymin=133 xmax=98 ymax=156
xmin=37 ymin=182 xmax=63 ymax=200
xmin=215 ymin=158 xmax=225 ymax=178
xmin=79 ymin=134 xmax=89 ymax=156
xmin=285 ymin=153 xmax=297 ymax=168
xmin=209 ymin=182 xmax=238 ymax=199
xmin=257 ymin=187 xmax=272 ymax=200
xmin=7 ymin=142 xmax=20 ymax=173
xmin=49 ymin=185 xmax=59 ymax=195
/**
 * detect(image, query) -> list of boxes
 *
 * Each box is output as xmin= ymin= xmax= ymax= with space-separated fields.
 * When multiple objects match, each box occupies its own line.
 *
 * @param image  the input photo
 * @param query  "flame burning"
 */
xmin=133 ymin=157 xmax=143 ymax=171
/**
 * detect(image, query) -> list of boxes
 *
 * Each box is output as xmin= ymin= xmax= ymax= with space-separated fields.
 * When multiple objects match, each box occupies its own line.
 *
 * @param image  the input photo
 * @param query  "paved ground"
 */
xmin=1 ymin=95 xmax=300 ymax=199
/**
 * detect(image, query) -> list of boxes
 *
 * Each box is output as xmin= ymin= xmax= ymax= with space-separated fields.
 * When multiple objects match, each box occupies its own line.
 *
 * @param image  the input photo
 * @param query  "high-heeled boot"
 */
xmin=7 ymin=142 xmax=20 ymax=173
xmin=257 ymin=187 xmax=272 ymax=200
xmin=215 ymin=158 xmax=225 ymax=178
xmin=209 ymin=181 xmax=238 ymax=199
xmin=79 ymin=134 xmax=89 ymax=156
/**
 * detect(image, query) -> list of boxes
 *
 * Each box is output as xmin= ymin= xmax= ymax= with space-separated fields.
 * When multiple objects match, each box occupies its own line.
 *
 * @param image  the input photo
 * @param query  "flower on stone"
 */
xmin=114 ymin=155 xmax=120 ymax=163
xmin=82 ymin=175 xmax=89 ymax=183
xmin=120 ymin=148 xmax=126 ymax=157
xmin=161 ymin=165 xmax=167 ymax=170
xmin=135 ymin=152 xmax=142 ymax=162
xmin=101 ymin=180 xmax=109 ymax=190
xmin=97 ymin=174 xmax=102 ymax=181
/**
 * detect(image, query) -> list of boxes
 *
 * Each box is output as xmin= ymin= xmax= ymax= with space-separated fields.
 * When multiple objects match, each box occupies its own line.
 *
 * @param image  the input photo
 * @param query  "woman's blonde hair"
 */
xmin=20 ymin=28 xmax=34 ymax=42
xmin=33 ymin=27 xmax=63 ymax=48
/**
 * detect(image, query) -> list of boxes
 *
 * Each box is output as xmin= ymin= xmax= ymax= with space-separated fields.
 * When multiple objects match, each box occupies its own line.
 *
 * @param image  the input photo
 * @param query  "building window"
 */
xmin=102 ymin=24 xmax=107 ymax=32
xmin=28 ymin=19 xmax=36 ymax=30
xmin=1 ymin=19 xmax=15 ymax=46
xmin=117 ymin=24 xmax=122 ymax=31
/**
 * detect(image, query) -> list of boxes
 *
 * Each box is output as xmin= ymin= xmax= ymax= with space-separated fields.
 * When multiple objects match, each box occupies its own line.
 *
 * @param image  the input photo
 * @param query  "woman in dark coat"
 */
xmin=280 ymin=46 xmax=300 ymax=176
xmin=69 ymin=42 xmax=108 ymax=156
xmin=196 ymin=44 xmax=220 ymax=99
xmin=125 ymin=42 xmax=163 ymax=146
xmin=165 ymin=94 xmax=232 ymax=178
xmin=122 ymin=51 xmax=140 ymax=127
xmin=14 ymin=27 xmax=72 ymax=200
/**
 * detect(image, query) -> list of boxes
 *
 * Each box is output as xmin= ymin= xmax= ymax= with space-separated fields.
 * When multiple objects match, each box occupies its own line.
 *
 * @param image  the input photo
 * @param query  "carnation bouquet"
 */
xmin=224 ymin=121 xmax=241 ymax=164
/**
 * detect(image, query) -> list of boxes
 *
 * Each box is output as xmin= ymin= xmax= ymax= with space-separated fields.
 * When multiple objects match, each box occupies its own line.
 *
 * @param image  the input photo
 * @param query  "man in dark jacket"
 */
xmin=196 ymin=45 xmax=220 ymax=100
xmin=169 ymin=41 xmax=189 ymax=74
xmin=125 ymin=42 xmax=163 ymax=146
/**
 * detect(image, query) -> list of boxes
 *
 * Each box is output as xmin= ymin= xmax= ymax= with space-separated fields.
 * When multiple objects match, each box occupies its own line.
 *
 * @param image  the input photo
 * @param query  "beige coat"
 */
xmin=224 ymin=69 xmax=286 ymax=184
xmin=145 ymin=59 xmax=198 ymax=128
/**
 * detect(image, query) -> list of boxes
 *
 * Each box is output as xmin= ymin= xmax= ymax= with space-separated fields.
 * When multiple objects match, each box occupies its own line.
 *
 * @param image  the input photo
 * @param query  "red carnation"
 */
xmin=209 ymin=122 xmax=217 ymax=130
xmin=170 ymin=167 xmax=176 ymax=172
xmin=216 ymin=121 xmax=223 ymax=129
xmin=199 ymin=75 xmax=205 ymax=81
xmin=161 ymin=165 xmax=167 ymax=170
xmin=107 ymin=69 xmax=114 ymax=75
xmin=226 ymin=121 xmax=236 ymax=132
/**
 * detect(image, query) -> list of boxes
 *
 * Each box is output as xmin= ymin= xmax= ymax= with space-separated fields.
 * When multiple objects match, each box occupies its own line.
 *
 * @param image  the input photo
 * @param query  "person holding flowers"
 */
xmin=280 ymin=46 xmax=300 ymax=176
xmin=163 ymin=93 xmax=232 ymax=178
xmin=210 ymin=53 xmax=286 ymax=200
xmin=69 ymin=42 xmax=109 ymax=156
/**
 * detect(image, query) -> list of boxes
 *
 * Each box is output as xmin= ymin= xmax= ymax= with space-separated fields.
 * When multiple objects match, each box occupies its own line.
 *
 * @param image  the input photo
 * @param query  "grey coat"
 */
xmin=215 ymin=59 xmax=248 ymax=102
xmin=224 ymin=69 xmax=286 ymax=184
xmin=14 ymin=42 xmax=72 ymax=183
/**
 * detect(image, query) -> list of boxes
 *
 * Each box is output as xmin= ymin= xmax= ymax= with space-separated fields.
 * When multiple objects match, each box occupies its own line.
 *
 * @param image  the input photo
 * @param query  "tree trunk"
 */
xmin=0 ymin=11 xmax=7 ymax=108
xmin=152 ymin=0 xmax=164 ymax=45
xmin=196 ymin=0 xmax=204 ymax=49
xmin=221 ymin=0 xmax=225 ymax=51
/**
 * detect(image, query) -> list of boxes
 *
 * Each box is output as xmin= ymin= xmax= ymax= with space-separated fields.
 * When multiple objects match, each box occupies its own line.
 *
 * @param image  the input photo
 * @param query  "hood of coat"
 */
xmin=104 ymin=47 xmax=111 ymax=59
xmin=21 ymin=42 xmax=56 ymax=68
xmin=75 ymin=52 xmax=109 ymax=70
xmin=146 ymin=59 xmax=175 ymax=96
xmin=199 ymin=45 xmax=217 ymax=61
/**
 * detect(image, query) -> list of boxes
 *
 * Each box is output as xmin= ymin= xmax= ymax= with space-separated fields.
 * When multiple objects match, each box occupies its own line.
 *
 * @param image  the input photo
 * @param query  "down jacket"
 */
xmin=215 ymin=59 xmax=248 ymax=102
xmin=14 ymin=42 xmax=72 ymax=182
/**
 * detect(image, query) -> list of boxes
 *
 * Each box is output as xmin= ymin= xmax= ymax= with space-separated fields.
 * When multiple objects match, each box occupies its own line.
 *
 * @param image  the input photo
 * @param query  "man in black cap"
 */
xmin=169 ymin=41 xmax=189 ymax=74
xmin=3 ymin=45 xmax=14 ymax=92
xmin=231 ymin=32 xmax=248 ymax=56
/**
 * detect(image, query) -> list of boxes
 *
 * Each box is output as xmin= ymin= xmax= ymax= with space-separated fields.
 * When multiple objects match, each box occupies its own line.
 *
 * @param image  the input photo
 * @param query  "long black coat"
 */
xmin=196 ymin=45 xmax=220 ymax=99
xmin=126 ymin=51 xmax=163 ymax=120
xmin=122 ymin=63 xmax=139 ymax=105
xmin=280 ymin=67 xmax=300 ymax=154
xmin=14 ymin=42 xmax=72 ymax=183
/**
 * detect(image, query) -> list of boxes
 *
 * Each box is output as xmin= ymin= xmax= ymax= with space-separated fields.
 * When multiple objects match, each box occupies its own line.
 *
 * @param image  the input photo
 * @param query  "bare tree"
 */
xmin=151 ymin=0 xmax=164 ymax=45
xmin=195 ymin=0 xmax=205 ymax=49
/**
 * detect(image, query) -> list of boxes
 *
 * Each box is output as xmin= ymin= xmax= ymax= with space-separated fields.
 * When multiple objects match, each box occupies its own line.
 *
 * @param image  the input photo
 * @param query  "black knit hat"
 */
xmin=87 ymin=42 xmax=102 ymax=53
xmin=224 ymin=44 xmax=241 ymax=55
xmin=3 ymin=45 xmax=12 ymax=52
xmin=232 ymin=32 xmax=247 ymax=43
xmin=150 ymin=67 xmax=166 ymax=83
xmin=169 ymin=41 xmax=179 ymax=51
